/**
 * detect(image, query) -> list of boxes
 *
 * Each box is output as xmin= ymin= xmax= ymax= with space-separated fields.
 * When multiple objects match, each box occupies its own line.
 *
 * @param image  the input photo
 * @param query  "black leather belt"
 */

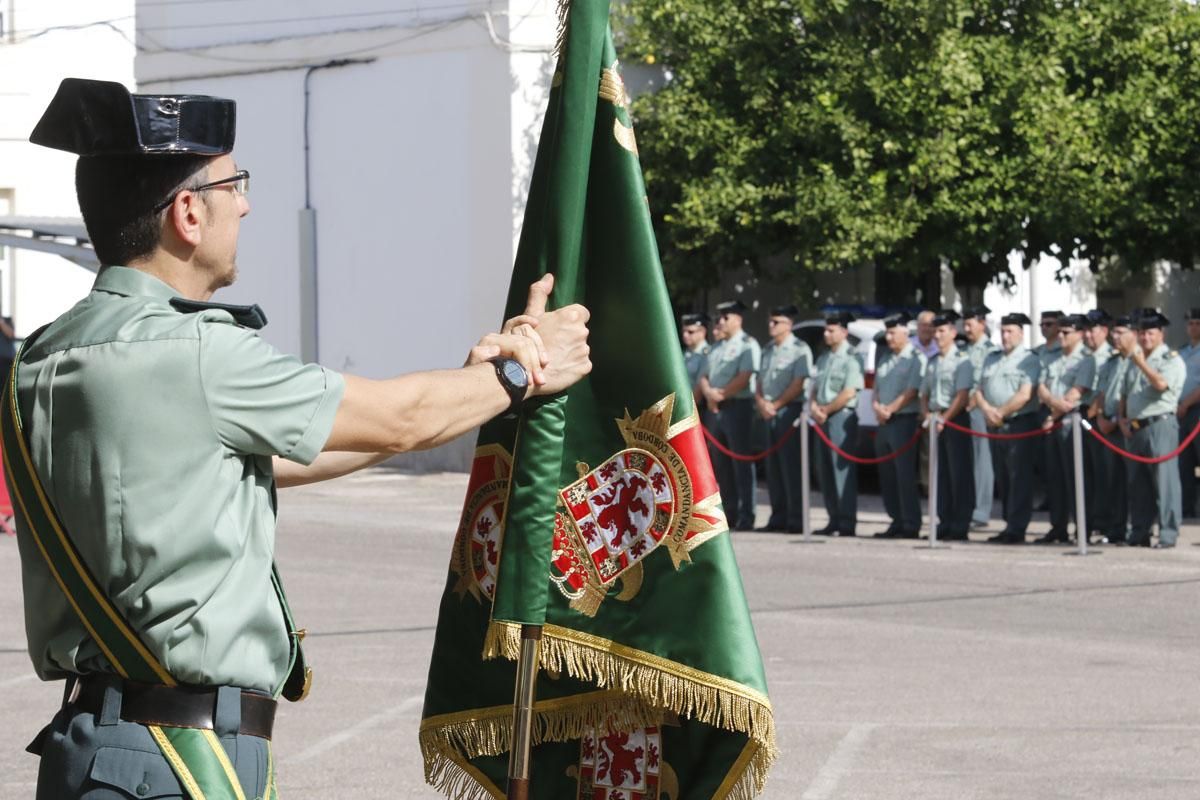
xmin=1130 ymin=412 xmax=1172 ymax=431
xmin=1005 ymin=411 xmax=1037 ymax=423
xmin=72 ymin=678 xmax=277 ymax=740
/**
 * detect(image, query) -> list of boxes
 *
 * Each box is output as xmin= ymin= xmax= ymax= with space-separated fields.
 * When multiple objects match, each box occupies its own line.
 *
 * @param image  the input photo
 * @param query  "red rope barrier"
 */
xmin=1082 ymin=416 xmax=1200 ymax=465
xmin=809 ymin=420 xmax=923 ymax=465
xmin=702 ymin=421 xmax=800 ymax=462
xmin=940 ymin=416 xmax=1061 ymax=440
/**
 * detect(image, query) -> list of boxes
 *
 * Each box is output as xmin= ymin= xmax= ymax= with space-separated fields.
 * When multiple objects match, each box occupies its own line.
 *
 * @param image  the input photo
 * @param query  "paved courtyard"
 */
xmin=2 ymin=469 xmax=1198 ymax=799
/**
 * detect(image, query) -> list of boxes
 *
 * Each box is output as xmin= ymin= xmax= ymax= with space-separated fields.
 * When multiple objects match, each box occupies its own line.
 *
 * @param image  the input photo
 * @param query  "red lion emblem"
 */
xmin=597 ymin=731 xmax=643 ymax=787
xmin=593 ymin=475 xmax=650 ymax=547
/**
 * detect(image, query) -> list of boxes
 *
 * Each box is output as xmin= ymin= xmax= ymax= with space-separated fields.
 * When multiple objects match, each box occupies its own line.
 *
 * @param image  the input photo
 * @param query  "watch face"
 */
xmin=502 ymin=359 xmax=529 ymax=388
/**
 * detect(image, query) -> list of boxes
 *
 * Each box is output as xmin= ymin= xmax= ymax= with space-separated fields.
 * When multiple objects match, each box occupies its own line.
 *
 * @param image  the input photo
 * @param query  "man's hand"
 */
xmin=984 ymin=407 xmax=1003 ymax=428
xmin=811 ymin=404 xmax=828 ymax=425
xmin=756 ymin=396 xmax=775 ymax=421
xmin=1098 ymin=416 xmax=1116 ymax=435
xmin=1119 ymin=418 xmax=1132 ymax=439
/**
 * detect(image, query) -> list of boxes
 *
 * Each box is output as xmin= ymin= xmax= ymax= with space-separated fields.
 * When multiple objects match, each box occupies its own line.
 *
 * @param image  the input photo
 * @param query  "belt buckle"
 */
xmin=1131 ymin=419 xmax=1141 ymax=431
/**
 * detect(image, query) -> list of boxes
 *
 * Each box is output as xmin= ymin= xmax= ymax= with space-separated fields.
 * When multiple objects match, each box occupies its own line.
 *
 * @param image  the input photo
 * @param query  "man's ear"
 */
xmin=165 ymin=191 xmax=205 ymax=248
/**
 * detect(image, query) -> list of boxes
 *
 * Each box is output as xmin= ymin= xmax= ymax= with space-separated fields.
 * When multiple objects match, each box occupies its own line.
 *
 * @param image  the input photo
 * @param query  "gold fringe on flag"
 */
xmin=479 ymin=620 xmax=778 ymax=797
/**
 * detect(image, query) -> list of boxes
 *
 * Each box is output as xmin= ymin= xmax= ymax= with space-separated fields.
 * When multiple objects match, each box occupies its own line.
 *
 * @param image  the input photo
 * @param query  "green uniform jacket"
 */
xmin=1122 ymin=343 xmax=1186 ymax=420
xmin=15 ymin=267 xmax=344 ymax=693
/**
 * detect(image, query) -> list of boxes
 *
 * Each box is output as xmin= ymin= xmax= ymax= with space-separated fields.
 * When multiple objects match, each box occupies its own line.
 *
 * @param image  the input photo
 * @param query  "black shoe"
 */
xmin=813 ymin=525 xmax=838 ymax=536
xmin=939 ymin=530 xmax=969 ymax=541
xmin=1033 ymin=530 xmax=1070 ymax=545
xmin=874 ymin=530 xmax=898 ymax=539
xmin=896 ymin=529 xmax=921 ymax=539
xmin=988 ymin=531 xmax=1024 ymax=544
xmin=1127 ymin=538 xmax=1151 ymax=548
xmin=755 ymin=524 xmax=785 ymax=533
xmin=786 ymin=525 xmax=806 ymax=534
xmin=833 ymin=529 xmax=856 ymax=537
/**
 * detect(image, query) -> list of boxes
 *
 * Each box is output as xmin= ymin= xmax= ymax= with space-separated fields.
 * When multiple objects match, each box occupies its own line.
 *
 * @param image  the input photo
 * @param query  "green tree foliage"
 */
xmin=615 ymin=0 xmax=1200 ymax=296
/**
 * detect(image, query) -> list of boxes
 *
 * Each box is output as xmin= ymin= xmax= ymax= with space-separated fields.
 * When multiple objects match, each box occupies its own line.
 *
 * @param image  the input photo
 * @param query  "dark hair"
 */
xmin=75 ymin=154 xmax=212 ymax=266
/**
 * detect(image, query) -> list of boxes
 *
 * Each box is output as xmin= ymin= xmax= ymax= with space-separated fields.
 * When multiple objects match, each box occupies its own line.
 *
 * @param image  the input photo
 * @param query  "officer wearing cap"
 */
xmin=681 ymin=312 xmax=711 ymax=391
xmin=975 ymin=313 xmax=1040 ymax=543
xmin=13 ymin=78 xmax=591 ymax=797
xmin=962 ymin=305 xmax=997 ymax=528
xmin=1118 ymin=309 xmax=1185 ymax=547
xmin=872 ymin=313 xmax=924 ymax=538
xmin=1035 ymin=313 xmax=1089 ymax=544
xmin=1176 ymin=308 xmax=1200 ymax=517
xmin=1090 ymin=316 xmax=1132 ymax=543
xmin=699 ymin=299 xmax=762 ymax=530
xmin=1076 ymin=309 xmax=1115 ymax=538
xmin=920 ymin=311 xmax=974 ymax=539
xmin=755 ymin=304 xmax=812 ymax=532
xmin=809 ymin=310 xmax=863 ymax=536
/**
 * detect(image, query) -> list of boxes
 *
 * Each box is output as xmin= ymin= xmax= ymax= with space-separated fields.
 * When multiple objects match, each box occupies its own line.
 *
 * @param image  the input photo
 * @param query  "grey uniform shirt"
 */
xmin=812 ymin=340 xmax=864 ymax=408
xmin=1099 ymin=354 xmax=1129 ymax=420
xmin=15 ymin=267 xmax=345 ymax=692
xmin=964 ymin=337 xmax=998 ymax=388
xmin=921 ymin=348 xmax=974 ymax=412
xmin=873 ymin=343 xmax=924 ymax=415
xmin=702 ymin=331 xmax=761 ymax=400
xmin=979 ymin=345 xmax=1040 ymax=417
xmin=1075 ymin=342 xmax=1114 ymax=406
xmin=1179 ymin=341 xmax=1200 ymax=403
xmin=1043 ymin=345 xmax=1087 ymax=403
xmin=684 ymin=342 xmax=709 ymax=388
xmin=758 ymin=334 xmax=812 ymax=402
xmin=1122 ymin=344 xmax=1186 ymax=420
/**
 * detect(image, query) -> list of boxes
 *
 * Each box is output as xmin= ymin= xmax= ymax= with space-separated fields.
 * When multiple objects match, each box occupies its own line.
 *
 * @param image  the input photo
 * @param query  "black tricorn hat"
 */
xmin=1058 ymin=313 xmax=1088 ymax=331
xmin=1135 ymin=309 xmax=1169 ymax=330
xmin=1112 ymin=315 xmax=1132 ymax=328
xmin=1040 ymin=309 xmax=1063 ymax=321
xmin=963 ymin=304 xmax=991 ymax=320
xmin=1184 ymin=308 xmax=1200 ymax=321
xmin=1086 ymin=308 xmax=1113 ymax=327
xmin=680 ymin=312 xmax=709 ymax=328
xmin=883 ymin=312 xmax=911 ymax=329
xmin=715 ymin=300 xmax=748 ymax=316
xmin=1000 ymin=312 xmax=1031 ymax=326
xmin=770 ymin=304 xmax=800 ymax=319
xmin=932 ymin=309 xmax=959 ymax=327
xmin=824 ymin=310 xmax=856 ymax=327
xmin=30 ymin=78 xmax=236 ymax=157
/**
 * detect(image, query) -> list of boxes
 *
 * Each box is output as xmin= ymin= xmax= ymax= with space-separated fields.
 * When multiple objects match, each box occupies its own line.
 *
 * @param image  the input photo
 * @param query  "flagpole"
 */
xmin=507 ymin=624 xmax=542 ymax=799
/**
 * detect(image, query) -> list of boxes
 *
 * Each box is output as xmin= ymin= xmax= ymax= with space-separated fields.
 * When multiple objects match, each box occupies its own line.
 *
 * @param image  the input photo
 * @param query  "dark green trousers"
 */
xmin=816 ymin=408 xmax=858 ymax=533
xmin=32 ymin=676 xmax=275 ymax=800
xmin=1128 ymin=416 xmax=1181 ymax=547
xmin=876 ymin=414 xmax=921 ymax=533
xmin=990 ymin=413 xmax=1038 ymax=536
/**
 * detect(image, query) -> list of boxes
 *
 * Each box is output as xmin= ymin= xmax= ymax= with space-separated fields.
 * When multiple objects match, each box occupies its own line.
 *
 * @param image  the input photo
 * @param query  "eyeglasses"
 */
xmin=154 ymin=170 xmax=250 ymax=214
xmin=768 ymin=318 xmax=790 ymax=326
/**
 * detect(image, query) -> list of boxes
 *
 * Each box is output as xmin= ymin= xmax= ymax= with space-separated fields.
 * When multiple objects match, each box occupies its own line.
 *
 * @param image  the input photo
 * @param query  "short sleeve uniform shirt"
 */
xmin=1122 ymin=344 xmax=1185 ymax=420
xmin=978 ymin=345 xmax=1039 ymax=417
xmin=812 ymin=340 xmax=864 ymax=408
xmin=702 ymin=331 xmax=761 ymax=399
xmin=758 ymin=334 xmax=812 ymax=403
xmin=15 ymin=267 xmax=345 ymax=693
xmin=683 ymin=343 xmax=710 ymax=388
xmin=873 ymin=343 xmax=923 ymax=415
xmin=921 ymin=348 xmax=973 ymax=412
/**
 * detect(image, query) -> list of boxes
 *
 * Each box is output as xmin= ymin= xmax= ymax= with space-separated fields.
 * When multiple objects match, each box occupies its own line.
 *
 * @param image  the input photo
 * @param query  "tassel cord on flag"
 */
xmin=1080 ymin=415 xmax=1200 ymax=464
xmin=807 ymin=421 xmax=923 ymax=465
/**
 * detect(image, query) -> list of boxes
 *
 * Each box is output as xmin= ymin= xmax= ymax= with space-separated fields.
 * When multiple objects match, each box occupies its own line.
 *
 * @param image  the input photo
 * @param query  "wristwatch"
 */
xmin=489 ymin=357 xmax=530 ymax=418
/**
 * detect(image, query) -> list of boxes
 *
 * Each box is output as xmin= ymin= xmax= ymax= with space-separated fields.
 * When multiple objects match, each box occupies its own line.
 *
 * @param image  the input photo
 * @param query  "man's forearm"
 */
xmin=325 ymin=364 xmax=513 ymax=455
xmin=944 ymin=390 xmax=968 ymax=420
xmin=824 ymin=387 xmax=856 ymax=415
xmin=723 ymin=371 xmax=752 ymax=397
xmin=274 ymin=451 xmax=393 ymax=488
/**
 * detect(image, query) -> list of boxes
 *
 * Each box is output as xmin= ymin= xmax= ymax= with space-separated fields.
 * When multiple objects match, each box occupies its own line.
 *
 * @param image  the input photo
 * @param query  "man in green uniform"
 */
xmin=681 ymin=312 xmax=710 ymax=391
xmin=1118 ymin=309 xmax=1186 ymax=548
xmin=1090 ymin=316 xmax=1132 ymax=544
xmin=962 ymin=305 xmax=998 ymax=529
xmin=872 ymin=313 xmax=924 ymax=539
xmin=1036 ymin=313 xmax=1089 ymax=544
xmin=1076 ymin=309 xmax=1115 ymax=540
xmin=698 ymin=299 xmax=761 ymax=531
xmin=15 ymin=79 xmax=592 ymax=799
xmin=809 ymin=311 xmax=863 ymax=536
xmin=975 ymin=313 xmax=1040 ymax=543
xmin=920 ymin=311 xmax=975 ymax=540
xmin=1175 ymin=308 xmax=1200 ymax=518
xmin=754 ymin=304 xmax=812 ymax=532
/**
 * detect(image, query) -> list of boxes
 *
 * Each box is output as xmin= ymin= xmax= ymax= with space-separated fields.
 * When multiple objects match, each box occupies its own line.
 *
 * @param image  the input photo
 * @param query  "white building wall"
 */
xmin=134 ymin=0 xmax=558 ymax=468
xmin=0 ymin=0 xmax=135 ymax=335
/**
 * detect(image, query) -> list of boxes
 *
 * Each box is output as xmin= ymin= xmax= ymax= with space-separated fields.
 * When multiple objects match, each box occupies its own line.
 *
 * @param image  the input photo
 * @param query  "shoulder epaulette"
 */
xmin=170 ymin=297 xmax=268 ymax=330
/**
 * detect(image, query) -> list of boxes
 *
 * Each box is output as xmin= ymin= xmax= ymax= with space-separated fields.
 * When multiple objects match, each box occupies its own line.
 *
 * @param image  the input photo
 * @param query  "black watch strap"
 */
xmin=489 ymin=357 xmax=529 ymax=418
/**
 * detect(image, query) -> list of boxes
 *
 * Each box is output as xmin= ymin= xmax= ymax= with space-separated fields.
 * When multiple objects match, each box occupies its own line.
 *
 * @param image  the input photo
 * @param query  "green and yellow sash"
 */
xmin=1 ymin=333 xmax=305 ymax=800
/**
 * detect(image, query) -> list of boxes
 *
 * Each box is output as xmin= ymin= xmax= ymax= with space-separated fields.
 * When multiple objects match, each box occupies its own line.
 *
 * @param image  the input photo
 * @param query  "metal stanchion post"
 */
xmin=922 ymin=414 xmax=948 ymax=549
xmin=1066 ymin=411 xmax=1099 ymax=557
xmin=795 ymin=411 xmax=823 ymax=545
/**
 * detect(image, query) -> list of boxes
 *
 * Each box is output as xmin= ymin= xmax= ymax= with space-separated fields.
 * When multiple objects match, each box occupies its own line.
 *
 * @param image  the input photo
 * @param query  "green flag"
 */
xmin=420 ymin=1 xmax=776 ymax=797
